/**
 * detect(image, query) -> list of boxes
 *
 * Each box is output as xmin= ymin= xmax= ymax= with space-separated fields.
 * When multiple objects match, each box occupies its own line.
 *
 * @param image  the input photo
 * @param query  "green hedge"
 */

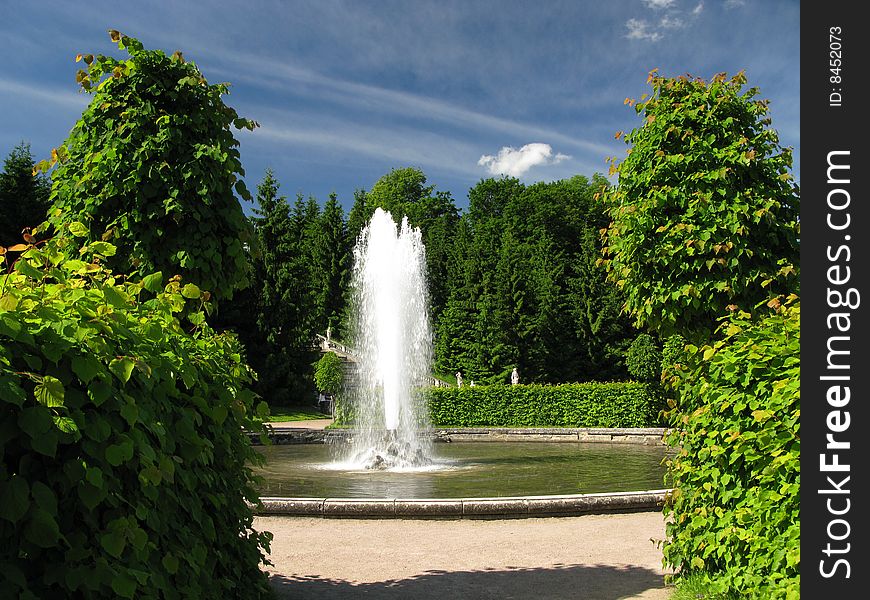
xmin=0 ymin=234 xmax=272 ymax=599
xmin=425 ymin=382 xmax=665 ymax=428
xmin=662 ymin=299 xmax=800 ymax=597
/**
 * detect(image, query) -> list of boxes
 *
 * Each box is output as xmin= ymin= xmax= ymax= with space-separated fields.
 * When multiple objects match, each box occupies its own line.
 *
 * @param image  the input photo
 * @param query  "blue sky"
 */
xmin=0 ymin=0 xmax=799 ymax=214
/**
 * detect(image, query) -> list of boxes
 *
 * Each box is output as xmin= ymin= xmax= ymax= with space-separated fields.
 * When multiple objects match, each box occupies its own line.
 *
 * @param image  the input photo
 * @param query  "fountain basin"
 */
xmin=253 ymin=489 xmax=670 ymax=518
xmin=249 ymin=434 xmax=672 ymax=517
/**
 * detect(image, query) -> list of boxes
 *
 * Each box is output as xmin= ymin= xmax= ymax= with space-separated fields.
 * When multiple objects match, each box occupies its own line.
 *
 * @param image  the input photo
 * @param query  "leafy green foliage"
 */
xmin=0 ymin=234 xmax=272 ymax=599
xmin=0 ymin=142 xmax=51 ymax=246
xmin=601 ymin=71 xmax=799 ymax=340
xmin=662 ymin=299 xmax=799 ymax=597
xmin=243 ymin=170 xmax=323 ymax=404
xmin=353 ymin=167 xmax=459 ymax=320
xmin=436 ymin=175 xmax=635 ymax=384
xmin=43 ymin=32 xmax=256 ymax=301
xmin=424 ymin=382 xmax=664 ymax=428
xmin=625 ymin=334 xmax=662 ymax=382
xmin=313 ymin=351 xmax=344 ymax=394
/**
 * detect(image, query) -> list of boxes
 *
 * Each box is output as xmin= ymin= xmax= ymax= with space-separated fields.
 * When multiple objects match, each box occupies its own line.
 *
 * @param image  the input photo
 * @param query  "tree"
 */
xmin=600 ymin=70 xmax=799 ymax=340
xmin=43 ymin=31 xmax=257 ymax=301
xmin=247 ymin=172 xmax=322 ymax=404
xmin=312 ymin=193 xmax=350 ymax=334
xmin=0 ymin=142 xmax=51 ymax=246
xmin=356 ymin=167 xmax=459 ymax=320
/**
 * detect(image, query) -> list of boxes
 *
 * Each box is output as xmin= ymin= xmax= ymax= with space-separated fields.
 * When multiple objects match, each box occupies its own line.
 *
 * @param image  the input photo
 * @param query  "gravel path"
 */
xmin=254 ymin=511 xmax=672 ymax=600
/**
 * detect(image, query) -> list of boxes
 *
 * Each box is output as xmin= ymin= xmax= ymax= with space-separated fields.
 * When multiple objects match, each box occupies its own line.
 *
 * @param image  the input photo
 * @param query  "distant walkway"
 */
xmin=266 ymin=418 xmax=334 ymax=430
xmin=255 ymin=511 xmax=672 ymax=599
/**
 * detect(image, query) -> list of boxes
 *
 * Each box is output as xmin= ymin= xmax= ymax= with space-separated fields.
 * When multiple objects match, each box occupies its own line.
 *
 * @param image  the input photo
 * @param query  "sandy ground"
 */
xmin=254 ymin=511 xmax=672 ymax=600
xmin=267 ymin=418 xmax=334 ymax=430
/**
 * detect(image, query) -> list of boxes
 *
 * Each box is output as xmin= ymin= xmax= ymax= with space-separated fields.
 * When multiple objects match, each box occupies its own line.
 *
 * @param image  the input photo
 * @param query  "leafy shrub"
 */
xmin=662 ymin=298 xmax=799 ymax=597
xmin=42 ymin=31 xmax=257 ymax=301
xmin=625 ymin=334 xmax=662 ymax=381
xmin=425 ymin=382 xmax=665 ymax=428
xmin=600 ymin=71 xmax=799 ymax=340
xmin=313 ymin=351 xmax=344 ymax=394
xmin=0 ymin=232 xmax=272 ymax=599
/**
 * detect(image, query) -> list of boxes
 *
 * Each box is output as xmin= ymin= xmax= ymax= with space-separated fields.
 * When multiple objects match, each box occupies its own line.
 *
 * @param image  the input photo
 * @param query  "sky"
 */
xmin=0 ymin=0 xmax=799 ymax=214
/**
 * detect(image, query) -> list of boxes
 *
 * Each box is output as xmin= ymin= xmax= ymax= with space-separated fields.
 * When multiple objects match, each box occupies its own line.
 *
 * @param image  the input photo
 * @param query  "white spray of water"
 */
xmin=343 ymin=207 xmax=434 ymax=470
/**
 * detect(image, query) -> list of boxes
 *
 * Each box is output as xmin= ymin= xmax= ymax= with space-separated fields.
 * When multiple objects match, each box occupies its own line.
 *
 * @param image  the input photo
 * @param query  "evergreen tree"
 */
xmin=313 ymin=193 xmax=350 ymax=334
xmin=0 ymin=142 xmax=51 ymax=246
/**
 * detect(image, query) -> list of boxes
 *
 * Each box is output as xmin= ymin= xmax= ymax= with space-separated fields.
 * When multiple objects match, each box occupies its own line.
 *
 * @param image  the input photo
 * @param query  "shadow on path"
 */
xmin=269 ymin=562 xmax=667 ymax=600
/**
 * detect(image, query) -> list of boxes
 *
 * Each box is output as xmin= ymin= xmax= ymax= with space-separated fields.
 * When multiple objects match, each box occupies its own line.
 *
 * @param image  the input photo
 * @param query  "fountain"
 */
xmin=341 ymin=207 xmax=435 ymax=470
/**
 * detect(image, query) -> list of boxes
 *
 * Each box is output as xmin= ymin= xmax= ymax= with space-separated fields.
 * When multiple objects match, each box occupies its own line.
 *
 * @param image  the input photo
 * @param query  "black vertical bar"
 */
xmin=802 ymin=3 xmax=869 ymax=596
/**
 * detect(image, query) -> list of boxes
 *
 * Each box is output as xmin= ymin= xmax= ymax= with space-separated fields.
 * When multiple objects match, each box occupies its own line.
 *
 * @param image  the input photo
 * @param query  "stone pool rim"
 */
xmin=250 ymin=427 xmax=671 ymax=518
xmin=250 ymin=426 xmax=669 ymax=446
xmin=252 ymin=489 xmax=671 ymax=518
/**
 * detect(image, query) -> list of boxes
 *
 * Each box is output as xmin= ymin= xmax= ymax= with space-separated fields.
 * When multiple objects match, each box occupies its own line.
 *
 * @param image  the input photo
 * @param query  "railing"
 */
xmin=314 ymin=334 xmax=450 ymax=388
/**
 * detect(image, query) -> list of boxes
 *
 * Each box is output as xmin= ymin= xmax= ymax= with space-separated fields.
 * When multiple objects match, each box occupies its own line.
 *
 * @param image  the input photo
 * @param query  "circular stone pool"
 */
xmin=252 ymin=441 xmax=671 ymax=499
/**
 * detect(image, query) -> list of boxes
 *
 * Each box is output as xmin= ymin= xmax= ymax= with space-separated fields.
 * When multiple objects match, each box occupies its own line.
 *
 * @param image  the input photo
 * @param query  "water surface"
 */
xmin=252 ymin=441 xmax=671 ymax=498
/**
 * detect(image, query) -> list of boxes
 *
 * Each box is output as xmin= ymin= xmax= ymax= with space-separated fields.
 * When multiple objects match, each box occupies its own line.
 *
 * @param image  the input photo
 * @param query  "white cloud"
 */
xmin=642 ymin=0 xmax=676 ymax=8
xmin=477 ymin=143 xmax=570 ymax=177
xmin=725 ymin=0 xmax=746 ymax=7
xmin=692 ymin=2 xmax=705 ymax=15
xmin=659 ymin=15 xmax=685 ymax=29
xmin=626 ymin=18 xmax=663 ymax=42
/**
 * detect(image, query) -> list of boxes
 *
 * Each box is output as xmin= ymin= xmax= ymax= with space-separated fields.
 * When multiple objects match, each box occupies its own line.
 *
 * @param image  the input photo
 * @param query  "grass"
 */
xmin=265 ymin=404 xmax=330 ymax=422
xmin=668 ymin=574 xmax=737 ymax=600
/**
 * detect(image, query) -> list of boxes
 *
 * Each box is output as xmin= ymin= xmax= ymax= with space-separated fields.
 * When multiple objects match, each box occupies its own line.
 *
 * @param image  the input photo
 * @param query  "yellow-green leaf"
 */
xmin=35 ymin=376 xmax=65 ymax=407
xmin=181 ymin=283 xmax=201 ymax=299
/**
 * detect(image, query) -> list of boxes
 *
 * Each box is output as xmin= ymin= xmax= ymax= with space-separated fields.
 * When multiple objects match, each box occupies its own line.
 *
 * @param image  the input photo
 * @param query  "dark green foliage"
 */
xmin=662 ymin=299 xmax=799 ymax=597
xmin=436 ymin=175 xmax=635 ymax=384
xmin=0 ymin=234 xmax=271 ymax=599
xmin=353 ymin=168 xmax=459 ymax=321
xmin=0 ymin=142 xmax=51 ymax=246
xmin=601 ymin=71 xmax=800 ymax=340
xmin=425 ymin=383 xmax=664 ymax=428
xmin=248 ymin=171 xmax=319 ymax=404
xmin=313 ymin=351 xmax=343 ymax=394
xmin=43 ymin=32 xmax=256 ymax=301
xmin=625 ymin=334 xmax=662 ymax=381
xmin=313 ymin=193 xmax=350 ymax=333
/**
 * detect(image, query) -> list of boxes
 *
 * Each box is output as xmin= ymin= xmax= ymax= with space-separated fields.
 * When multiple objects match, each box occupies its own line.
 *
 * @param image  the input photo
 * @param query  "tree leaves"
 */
xmin=601 ymin=71 xmax=799 ymax=340
xmin=1 ymin=143 xmax=270 ymax=599
xmin=46 ymin=34 xmax=254 ymax=303
xmin=109 ymin=357 xmax=135 ymax=383
xmin=34 ymin=375 xmax=65 ymax=407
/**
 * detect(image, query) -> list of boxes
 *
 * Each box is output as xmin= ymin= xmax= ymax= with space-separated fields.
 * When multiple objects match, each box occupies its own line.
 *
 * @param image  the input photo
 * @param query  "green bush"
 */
xmin=625 ymin=334 xmax=662 ymax=382
xmin=600 ymin=71 xmax=799 ymax=340
xmin=313 ymin=351 xmax=343 ymax=395
xmin=425 ymin=382 xmax=664 ymax=428
xmin=0 ymin=234 xmax=272 ymax=599
xmin=43 ymin=32 xmax=256 ymax=302
xmin=662 ymin=298 xmax=799 ymax=597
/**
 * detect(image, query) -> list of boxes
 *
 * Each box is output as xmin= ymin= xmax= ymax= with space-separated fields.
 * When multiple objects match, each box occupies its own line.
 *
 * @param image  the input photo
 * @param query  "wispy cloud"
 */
xmin=0 ymin=77 xmax=89 ymax=109
xmin=478 ymin=143 xmax=570 ymax=177
xmin=205 ymin=51 xmax=613 ymax=158
xmin=626 ymin=19 xmax=663 ymax=42
xmin=642 ymin=0 xmax=677 ymax=8
xmin=725 ymin=0 xmax=746 ymax=7
xmin=625 ymin=0 xmax=703 ymax=42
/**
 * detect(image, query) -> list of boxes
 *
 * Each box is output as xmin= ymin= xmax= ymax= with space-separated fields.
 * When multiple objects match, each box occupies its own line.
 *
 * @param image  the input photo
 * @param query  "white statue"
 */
xmin=511 ymin=367 xmax=519 ymax=385
xmin=456 ymin=371 xmax=463 ymax=387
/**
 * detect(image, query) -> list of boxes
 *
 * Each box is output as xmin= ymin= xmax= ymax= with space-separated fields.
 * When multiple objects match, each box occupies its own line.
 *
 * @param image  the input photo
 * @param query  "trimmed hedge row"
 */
xmin=425 ymin=382 xmax=665 ymax=428
xmin=0 ymin=235 xmax=272 ymax=599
